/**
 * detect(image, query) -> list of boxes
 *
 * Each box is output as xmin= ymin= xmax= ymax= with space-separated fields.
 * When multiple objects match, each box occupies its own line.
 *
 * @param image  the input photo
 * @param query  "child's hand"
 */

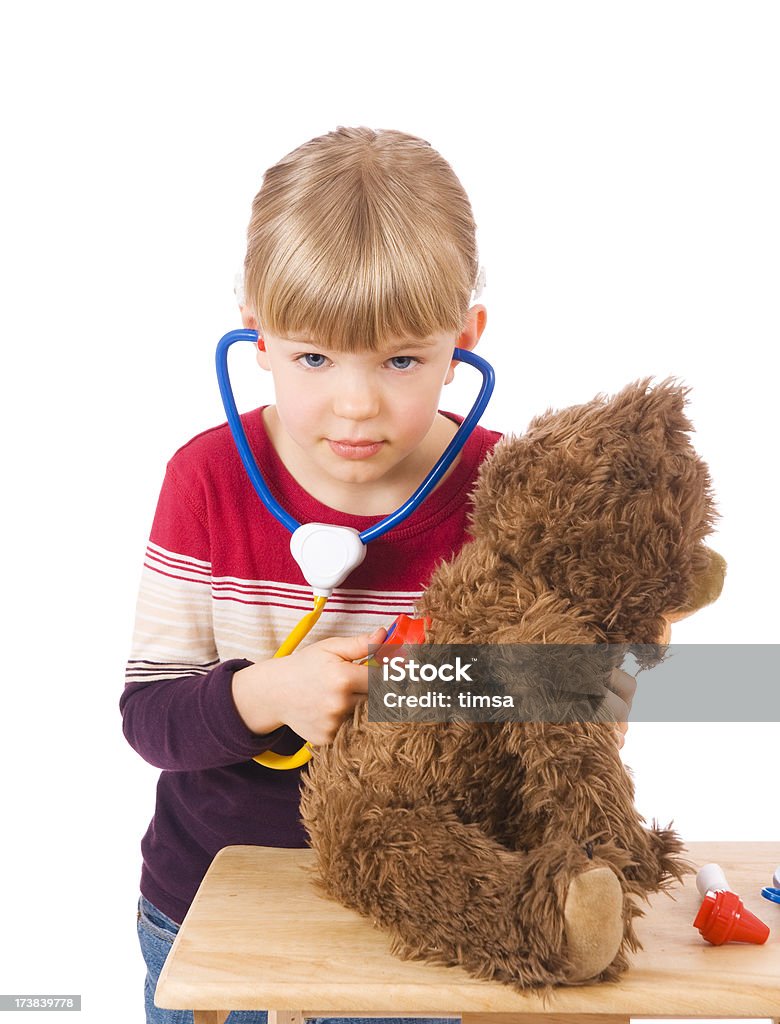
xmin=232 ymin=627 xmax=387 ymax=745
xmin=603 ymin=667 xmax=636 ymax=749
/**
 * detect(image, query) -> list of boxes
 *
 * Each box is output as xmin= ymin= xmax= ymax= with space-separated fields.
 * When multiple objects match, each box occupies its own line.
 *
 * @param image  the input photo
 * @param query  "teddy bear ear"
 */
xmin=466 ymin=378 xmax=721 ymax=643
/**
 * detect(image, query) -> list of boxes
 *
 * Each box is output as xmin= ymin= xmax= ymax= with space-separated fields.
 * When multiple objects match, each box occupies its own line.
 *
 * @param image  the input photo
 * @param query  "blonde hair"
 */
xmin=243 ymin=126 xmax=480 ymax=352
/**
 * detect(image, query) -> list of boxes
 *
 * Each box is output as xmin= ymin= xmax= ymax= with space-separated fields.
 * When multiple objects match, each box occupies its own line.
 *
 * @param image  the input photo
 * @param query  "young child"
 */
xmin=122 ymin=126 xmax=502 ymax=1024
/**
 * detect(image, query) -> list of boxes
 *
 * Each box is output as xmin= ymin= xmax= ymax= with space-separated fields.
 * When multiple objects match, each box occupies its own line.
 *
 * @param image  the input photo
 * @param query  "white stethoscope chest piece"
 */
xmin=289 ymin=523 xmax=367 ymax=597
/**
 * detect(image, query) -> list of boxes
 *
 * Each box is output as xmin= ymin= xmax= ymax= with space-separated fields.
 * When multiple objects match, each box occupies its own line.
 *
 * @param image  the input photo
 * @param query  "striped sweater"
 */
xmin=121 ymin=405 xmax=502 ymax=923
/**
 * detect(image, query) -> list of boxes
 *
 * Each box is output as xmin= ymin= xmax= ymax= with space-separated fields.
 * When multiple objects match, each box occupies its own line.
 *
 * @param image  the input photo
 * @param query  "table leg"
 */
xmin=192 ymin=1013 xmax=229 ymax=1024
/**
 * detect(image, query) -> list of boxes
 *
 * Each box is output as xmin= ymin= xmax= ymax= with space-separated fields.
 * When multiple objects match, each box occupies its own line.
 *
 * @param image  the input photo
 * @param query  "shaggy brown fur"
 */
xmin=298 ymin=377 xmax=725 ymax=994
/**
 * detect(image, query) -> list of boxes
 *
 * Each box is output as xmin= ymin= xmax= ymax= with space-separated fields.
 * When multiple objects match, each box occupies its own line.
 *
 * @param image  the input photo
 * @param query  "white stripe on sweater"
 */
xmin=127 ymin=544 xmax=422 ymax=681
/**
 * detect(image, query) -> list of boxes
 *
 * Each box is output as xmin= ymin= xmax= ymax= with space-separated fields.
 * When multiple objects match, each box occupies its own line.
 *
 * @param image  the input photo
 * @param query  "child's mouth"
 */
xmin=328 ymin=439 xmax=384 ymax=460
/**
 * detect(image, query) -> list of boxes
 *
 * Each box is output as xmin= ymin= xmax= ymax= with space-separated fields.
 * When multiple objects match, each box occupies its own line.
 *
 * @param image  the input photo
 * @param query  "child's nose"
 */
xmin=332 ymin=375 xmax=381 ymax=421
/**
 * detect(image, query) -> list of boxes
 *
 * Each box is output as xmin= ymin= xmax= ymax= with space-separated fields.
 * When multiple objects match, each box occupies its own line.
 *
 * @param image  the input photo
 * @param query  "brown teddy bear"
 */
xmin=298 ymin=377 xmax=726 ymax=993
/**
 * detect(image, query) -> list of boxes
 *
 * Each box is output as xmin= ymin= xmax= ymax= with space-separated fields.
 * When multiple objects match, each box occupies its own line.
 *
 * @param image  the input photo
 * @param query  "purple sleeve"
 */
xmin=119 ymin=659 xmax=304 ymax=771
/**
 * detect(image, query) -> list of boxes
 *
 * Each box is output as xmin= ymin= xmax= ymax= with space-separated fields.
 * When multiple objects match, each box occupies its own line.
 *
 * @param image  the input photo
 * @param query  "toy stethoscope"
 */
xmin=216 ymin=328 xmax=495 ymax=769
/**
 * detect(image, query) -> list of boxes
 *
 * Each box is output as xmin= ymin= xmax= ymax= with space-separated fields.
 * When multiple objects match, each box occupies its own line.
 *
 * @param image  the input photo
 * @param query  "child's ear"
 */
xmin=240 ymin=305 xmax=259 ymax=331
xmin=465 ymin=304 xmax=488 ymax=344
xmin=241 ymin=307 xmax=272 ymax=371
xmin=254 ymin=344 xmax=271 ymax=372
xmin=445 ymin=304 xmax=487 ymax=384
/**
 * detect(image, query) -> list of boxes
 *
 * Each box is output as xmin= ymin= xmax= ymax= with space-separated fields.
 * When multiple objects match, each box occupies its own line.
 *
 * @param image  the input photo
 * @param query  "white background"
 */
xmin=1 ymin=2 xmax=778 ymax=1022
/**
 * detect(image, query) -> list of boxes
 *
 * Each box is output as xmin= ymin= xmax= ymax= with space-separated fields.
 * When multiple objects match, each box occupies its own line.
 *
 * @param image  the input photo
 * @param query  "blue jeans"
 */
xmin=137 ymin=895 xmax=460 ymax=1024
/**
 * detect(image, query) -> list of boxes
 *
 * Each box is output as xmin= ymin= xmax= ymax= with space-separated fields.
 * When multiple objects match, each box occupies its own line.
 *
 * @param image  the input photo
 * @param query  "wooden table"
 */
xmin=155 ymin=841 xmax=780 ymax=1023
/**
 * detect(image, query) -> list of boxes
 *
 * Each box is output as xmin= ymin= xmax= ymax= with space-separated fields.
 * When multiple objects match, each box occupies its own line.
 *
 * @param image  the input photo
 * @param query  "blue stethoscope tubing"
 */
xmin=215 ymin=328 xmax=495 ymax=543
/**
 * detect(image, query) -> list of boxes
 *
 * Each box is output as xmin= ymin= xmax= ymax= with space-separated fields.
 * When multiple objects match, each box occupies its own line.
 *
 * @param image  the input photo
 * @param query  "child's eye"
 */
xmin=295 ymin=352 xmax=418 ymax=371
xmin=298 ymin=353 xmax=329 ymax=369
xmin=387 ymin=356 xmax=418 ymax=371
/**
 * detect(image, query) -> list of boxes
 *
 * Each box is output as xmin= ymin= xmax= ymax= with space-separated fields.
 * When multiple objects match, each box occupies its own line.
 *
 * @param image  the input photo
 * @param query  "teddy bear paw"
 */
xmin=563 ymin=866 xmax=624 ymax=982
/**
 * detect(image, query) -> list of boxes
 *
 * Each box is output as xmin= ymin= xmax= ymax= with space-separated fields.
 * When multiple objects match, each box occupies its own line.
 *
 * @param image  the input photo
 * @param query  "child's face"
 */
xmin=245 ymin=307 xmax=486 ymax=496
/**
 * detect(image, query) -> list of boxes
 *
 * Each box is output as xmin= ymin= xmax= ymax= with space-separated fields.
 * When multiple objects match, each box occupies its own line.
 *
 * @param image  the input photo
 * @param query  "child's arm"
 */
xmin=120 ymin=629 xmax=383 ymax=771
xmin=120 ymin=659 xmax=283 ymax=770
xmin=120 ymin=459 xmax=287 ymax=771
